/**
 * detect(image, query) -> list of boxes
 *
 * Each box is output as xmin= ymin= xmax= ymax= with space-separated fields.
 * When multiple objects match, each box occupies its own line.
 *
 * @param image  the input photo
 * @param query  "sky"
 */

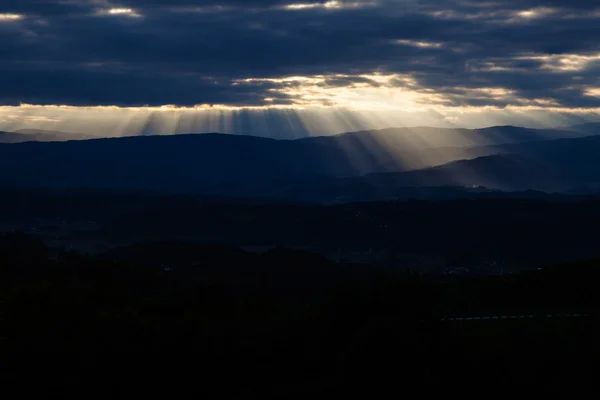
xmin=1 ymin=0 xmax=600 ymax=138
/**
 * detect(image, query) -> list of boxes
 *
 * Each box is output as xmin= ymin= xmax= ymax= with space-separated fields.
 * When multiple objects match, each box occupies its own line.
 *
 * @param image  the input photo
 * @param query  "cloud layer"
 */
xmin=0 ymin=0 xmax=599 ymax=112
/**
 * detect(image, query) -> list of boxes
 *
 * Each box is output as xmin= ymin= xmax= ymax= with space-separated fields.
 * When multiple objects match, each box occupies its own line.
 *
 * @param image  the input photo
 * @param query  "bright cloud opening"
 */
xmin=235 ymin=74 xmax=437 ymax=111
xmin=520 ymin=53 xmax=600 ymax=72
xmin=515 ymin=7 xmax=558 ymax=20
xmin=283 ymin=1 xmax=375 ymax=10
xmin=585 ymin=88 xmax=600 ymax=97
xmin=95 ymin=8 xmax=142 ymax=18
xmin=0 ymin=13 xmax=24 ymax=21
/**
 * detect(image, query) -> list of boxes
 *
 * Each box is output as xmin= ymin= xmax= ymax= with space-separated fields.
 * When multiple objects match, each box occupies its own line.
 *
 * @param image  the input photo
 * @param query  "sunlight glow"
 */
xmin=585 ymin=88 xmax=600 ymax=97
xmin=285 ymin=1 xmax=339 ymax=9
xmin=2 ymin=103 xmax=600 ymax=149
xmin=472 ymin=88 xmax=514 ymax=96
xmin=0 ymin=13 xmax=24 ymax=21
xmin=515 ymin=8 xmax=557 ymax=20
xmin=233 ymin=74 xmax=564 ymax=111
xmin=238 ymin=76 xmax=315 ymax=84
xmin=395 ymin=39 xmax=444 ymax=49
xmin=519 ymin=53 xmax=600 ymax=72
xmin=235 ymin=73 xmax=440 ymax=111
xmin=283 ymin=1 xmax=375 ymax=10
xmin=96 ymin=8 xmax=142 ymax=18
xmin=435 ymin=86 xmax=564 ymax=108
xmin=430 ymin=6 xmax=578 ymax=23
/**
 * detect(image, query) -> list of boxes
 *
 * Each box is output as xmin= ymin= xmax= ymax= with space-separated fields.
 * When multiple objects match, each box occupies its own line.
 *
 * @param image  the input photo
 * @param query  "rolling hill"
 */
xmin=0 ymin=129 xmax=99 ymax=143
xmin=558 ymin=122 xmax=600 ymax=135
xmin=0 ymin=125 xmax=598 ymax=202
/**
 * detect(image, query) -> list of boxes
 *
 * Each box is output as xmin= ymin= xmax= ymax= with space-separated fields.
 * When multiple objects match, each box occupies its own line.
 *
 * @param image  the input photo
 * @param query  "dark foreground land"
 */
xmin=6 ymin=188 xmax=600 ymax=269
xmin=3 ymin=232 xmax=599 ymax=397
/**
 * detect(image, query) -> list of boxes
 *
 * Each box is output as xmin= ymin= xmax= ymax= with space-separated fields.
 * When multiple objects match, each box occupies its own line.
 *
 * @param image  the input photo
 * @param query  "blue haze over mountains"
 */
xmin=1 ymin=123 xmax=600 ymax=202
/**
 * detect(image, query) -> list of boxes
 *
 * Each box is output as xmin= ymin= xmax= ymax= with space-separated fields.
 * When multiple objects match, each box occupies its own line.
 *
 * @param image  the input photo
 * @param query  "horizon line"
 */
xmin=3 ymin=122 xmax=597 ymax=143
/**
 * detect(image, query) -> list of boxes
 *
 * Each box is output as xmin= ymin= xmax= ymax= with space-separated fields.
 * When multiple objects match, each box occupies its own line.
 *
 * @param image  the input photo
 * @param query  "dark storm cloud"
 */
xmin=0 ymin=0 xmax=335 ymax=15
xmin=0 ymin=61 xmax=295 ymax=106
xmin=1 ymin=0 xmax=600 ymax=107
xmin=0 ymin=1 xmax=76 ymax=14
xmin=117 ymin=0 xmax=321 ymax=7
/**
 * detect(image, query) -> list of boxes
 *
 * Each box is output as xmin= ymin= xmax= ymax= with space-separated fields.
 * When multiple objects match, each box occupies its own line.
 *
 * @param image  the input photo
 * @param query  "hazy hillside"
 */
xmin=0 ymin=131 xmax=47 ymax=144
xmin=0 ymin=129 xmax=98 ymax=143
xmin=209 ymin=154 xmax=575 ymax=202
xmin=0 ymin=125 xmax=598 ymax=200
xmin=206 ymin=135 xmax=600 ymax=201
xmin=304 ymin=125 xmax=584 ymax=147
xmin=558 ymin=123 xmax=600 ymax=135
xmin=298 ymin=126 xmax=586 ymax=171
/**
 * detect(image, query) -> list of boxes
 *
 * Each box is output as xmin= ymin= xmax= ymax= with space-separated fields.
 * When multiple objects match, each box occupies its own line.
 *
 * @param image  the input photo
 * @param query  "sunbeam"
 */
xmin=2 ymin=103 xmax=599 ymax=141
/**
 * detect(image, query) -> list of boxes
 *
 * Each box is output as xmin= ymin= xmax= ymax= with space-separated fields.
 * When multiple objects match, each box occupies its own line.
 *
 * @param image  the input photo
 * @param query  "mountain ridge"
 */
xmin=1 ymin=124 xmax=599 ymax=202
xmin=0 ymin=124 xmax=588 ymax=144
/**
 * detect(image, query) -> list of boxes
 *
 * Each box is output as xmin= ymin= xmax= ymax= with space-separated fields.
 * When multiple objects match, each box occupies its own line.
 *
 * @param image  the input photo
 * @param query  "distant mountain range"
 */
xmin=556 ymin=122 xmax=600 ymax=135
xmin=2 ymin=123 xmax=597 ymax=145
xmin=0 ymin=129 xmax=100 ymax=143
xmin=1 ymin=124 xmax=599 ymax=202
